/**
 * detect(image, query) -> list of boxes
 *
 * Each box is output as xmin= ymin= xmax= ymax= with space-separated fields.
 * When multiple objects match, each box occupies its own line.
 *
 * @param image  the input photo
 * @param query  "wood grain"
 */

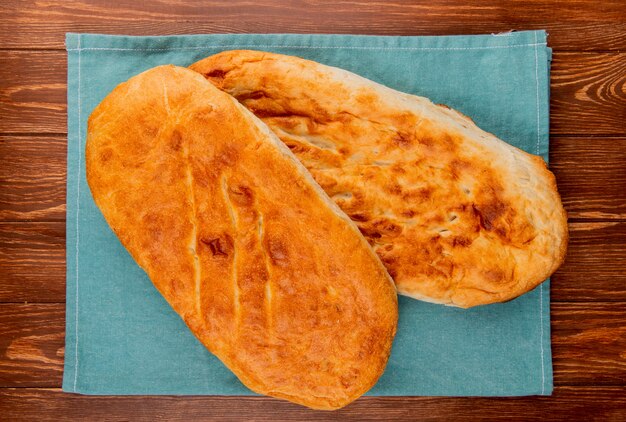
xmin=0 ymin=0 xmax=625 ymax=51
xmin=550 ymin=138 xmax=626 ymax=220
xmin=551 ymin=53 xmax=626 ymax=136
xmin=2 ymin=52 xmax=626 ymax=136
xmin=0 ymin=136 xmax=67 ymax=221
xmin=552 ymin=302 xmax=626 ymax=386
xmin=0 ymin=387 xmax=624 ymax=421
xmin=1 ymin=303 xmax=624 ymax=388
xmin=550 ymin=222 xmax=626 ymax=302
xmin=0 ymin=51 xmax=66 ymax=135
xmin=0 ymin=304 xmax=64 ymax=387
xmin=1 ymin=221 xmax=624 ymax=303
xmin=0 ymin=223 xmax=65 ymax=303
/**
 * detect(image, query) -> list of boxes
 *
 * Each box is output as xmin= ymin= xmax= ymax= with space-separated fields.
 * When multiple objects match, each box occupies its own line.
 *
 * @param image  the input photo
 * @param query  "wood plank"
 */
xmin=0 ymin=0 xmax=625 ymax=51
xmin=551 ymin=302 xmax=626 ymax=386
xmin=0 ymin=387 xmax=624 ymax=421
xmin=1 ymin=220 xmax=625 ymax=303
xmin=1 ymin=301 xmax=625 ymax=388
xmin=0 ymin=136 xmax=67 ymax=221
xmin=550 ymin=138 xmax=626 ymax=220
xmin=551 ymin=222 xmax=626 ymax=302
xmin=0 ymin=223 xmax=65 ymax=303
xmin=551 ymin=53 xmax=626 ymax=136
xmin=0 ymin=51 xmax=66 ymax=134
xmin=2 ymin=51 xmax=625 ymax=135
xmin=0 ymin=304 xmax=64 ymax=387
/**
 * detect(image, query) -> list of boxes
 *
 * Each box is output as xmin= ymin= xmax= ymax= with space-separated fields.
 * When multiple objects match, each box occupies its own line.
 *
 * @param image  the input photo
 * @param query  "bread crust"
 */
xmin=86 ymin=65 xmax=398 ymax=409
xmin=191 ymin=51 xmax=568 ymax=308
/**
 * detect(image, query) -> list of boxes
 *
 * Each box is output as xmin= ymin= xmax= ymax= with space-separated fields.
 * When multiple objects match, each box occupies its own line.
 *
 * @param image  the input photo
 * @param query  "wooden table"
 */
xmin=1 ymin=1 xmax=624 ymax=420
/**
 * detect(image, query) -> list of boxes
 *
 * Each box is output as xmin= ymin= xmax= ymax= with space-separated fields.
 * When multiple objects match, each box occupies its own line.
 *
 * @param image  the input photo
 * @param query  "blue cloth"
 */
xmin=63 ymin=31 xmax=553 ymax=396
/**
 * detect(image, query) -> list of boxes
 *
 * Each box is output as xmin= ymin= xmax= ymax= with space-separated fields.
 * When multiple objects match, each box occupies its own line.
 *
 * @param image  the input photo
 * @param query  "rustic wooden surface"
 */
xmin=0 ymin=1 xmax=625 ymax=420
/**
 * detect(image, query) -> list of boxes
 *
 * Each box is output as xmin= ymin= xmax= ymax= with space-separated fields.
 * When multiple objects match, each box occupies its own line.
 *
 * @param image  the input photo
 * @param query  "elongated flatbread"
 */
xmin=86 ymin=65 xmax=398 ymax=410
xmin=191 ymin=51 xmax=568 ymax=308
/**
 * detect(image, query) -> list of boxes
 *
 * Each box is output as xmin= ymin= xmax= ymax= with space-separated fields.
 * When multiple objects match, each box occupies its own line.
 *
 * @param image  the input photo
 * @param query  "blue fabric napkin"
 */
xmin=63 ymin=31 xmax=553 ymax=396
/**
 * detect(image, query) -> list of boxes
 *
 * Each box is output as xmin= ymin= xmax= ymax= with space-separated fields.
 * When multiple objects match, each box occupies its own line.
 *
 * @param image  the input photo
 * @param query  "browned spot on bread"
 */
xmin=402 ymin=187 xmax=433 ymax=201
xmin=449 ymin=159 xmax=471 ymax=180
xmin=203 ymin=69 xmax=228 ymax=86
xmin=354 ymin=91 xmax=378 ymax=107
xmin=385 ymin=182 xmax=403 ymax=195
xmin=99 ymin=148 xmax=113 ymax=163
xmin=201 ymin=235 xmax=234 ymax=257
xmin=391 ymin=111 xmax=419 ymax=127
xmin=229 ymin=184 xmax=254 ymax=206
xmin=252 ymin=102 xmax=330 ymax=127
xmin=360 ymin=226 xmax=382 ymax=239
xmin=452 ymin=236 xmax=474 ymax=247
xmin=392 ymin=131 xmax=413 ymax=149
xmin=484 ymin=268 xmax=505 ymax=283
xmin=495 ymin=226 xmax=507 ymax=239
xmin=350 ymin=213 xmax=369 ymax=222
xmin=267 ymin=239 xmax=288 ymax=266
xmin=416 ymin=135 xmax=435 ymax=148
xmin=338 ymin=146 xmax=351 ymax=155
xmin=370 ymin=219 xmax=402 ymax=237
xmin=285 ymin=141 xmax=307 ymax=153
xmin=169 ymin=129 xmax=183 ymax=151
xmin=439 ymin=133 xmax=458 ymax=150
xmin=253 ymin=108 xmax=303 ymax=120
xmin=218 ymin=145 xmax=239 ymax=167
xmin=472 ymin=201 xmax=507 ymax=232
xmin=237 ymin=90 xmax=268 ymax=101
xmin=391 ymin=164 xmax=407 ymax=174
xmin=523 ymin=234 xmax=538 ymax=245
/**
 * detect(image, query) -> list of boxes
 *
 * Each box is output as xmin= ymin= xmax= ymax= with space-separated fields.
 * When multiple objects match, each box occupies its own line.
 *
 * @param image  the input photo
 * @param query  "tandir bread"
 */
xmin=191 ymin=51 xmax=568 ymax=308
xmin=86 ymin=65 xmax=398 ymax=410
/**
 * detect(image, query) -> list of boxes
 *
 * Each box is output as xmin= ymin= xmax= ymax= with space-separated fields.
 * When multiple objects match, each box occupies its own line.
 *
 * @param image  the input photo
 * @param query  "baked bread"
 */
xmin=191 ymin=51 xmax=568 ymax=308
xmin=86 ymin=65 xmax=398 ymax=410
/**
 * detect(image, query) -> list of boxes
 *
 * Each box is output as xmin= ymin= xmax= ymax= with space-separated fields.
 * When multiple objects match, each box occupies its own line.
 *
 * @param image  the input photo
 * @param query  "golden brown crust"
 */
xmin=191 ymin=51 xmax=568 ymax=308
xmin=86 ymin=65 xmax=398 ymax=409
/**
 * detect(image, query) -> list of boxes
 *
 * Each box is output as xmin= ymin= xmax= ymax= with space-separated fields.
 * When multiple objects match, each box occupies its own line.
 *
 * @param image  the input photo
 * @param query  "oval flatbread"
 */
xmin=86 ymin=65 xmax=398 ymax=409
xmin=191 ymin=51 xmax=568 ymax=308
